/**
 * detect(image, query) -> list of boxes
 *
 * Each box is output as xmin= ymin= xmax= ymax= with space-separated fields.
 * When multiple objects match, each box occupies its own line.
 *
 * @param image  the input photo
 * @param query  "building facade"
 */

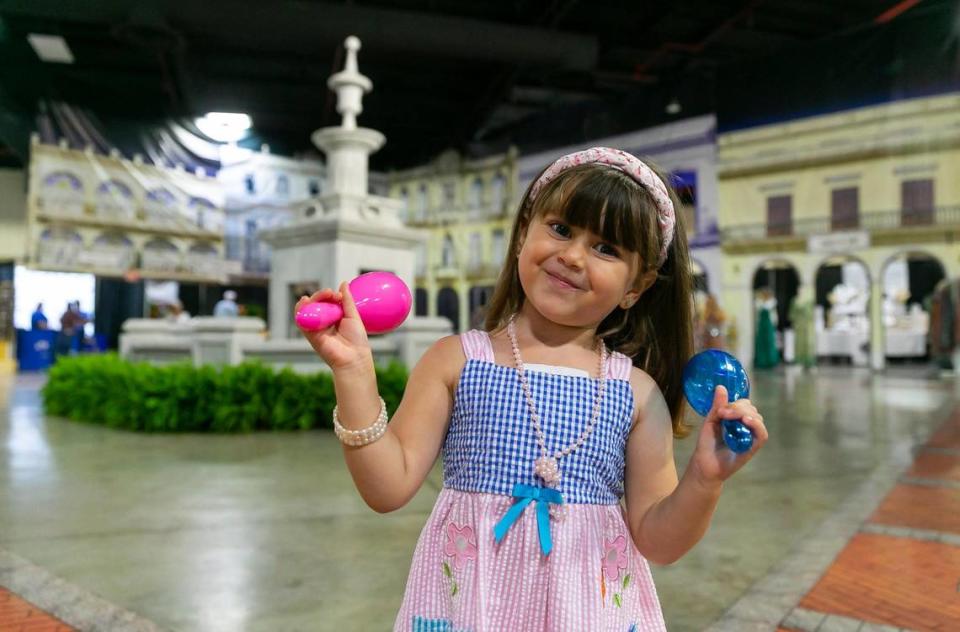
xmin=26 ymin=137 xmax=228 ymax=282
xmin=718 ymin=92 xmax=960 ymax=369
xmin=388 ymin=149 xmax=518 ymax=333
xmin=217 ymin=145 xmax=326 ymax=282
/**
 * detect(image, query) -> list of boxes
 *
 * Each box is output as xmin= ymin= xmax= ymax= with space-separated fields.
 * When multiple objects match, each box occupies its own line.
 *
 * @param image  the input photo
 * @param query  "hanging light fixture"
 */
xmin=195 ymin=112 xmax=252 ymax=143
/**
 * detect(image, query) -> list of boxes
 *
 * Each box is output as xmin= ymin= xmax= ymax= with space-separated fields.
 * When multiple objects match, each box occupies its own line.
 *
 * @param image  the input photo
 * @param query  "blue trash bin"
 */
xmin=16 ymin=329 xmax=57 ymax=371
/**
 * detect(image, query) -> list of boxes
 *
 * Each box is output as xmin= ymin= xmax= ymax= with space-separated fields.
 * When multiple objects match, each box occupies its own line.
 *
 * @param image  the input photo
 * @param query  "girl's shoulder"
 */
xmin=625 ymin=364 xmax=659 ymax=395
xmin=624 ymin=364 xmax=668 ymax=424
xmin=412 ymin=334 xmax=468 ymax=393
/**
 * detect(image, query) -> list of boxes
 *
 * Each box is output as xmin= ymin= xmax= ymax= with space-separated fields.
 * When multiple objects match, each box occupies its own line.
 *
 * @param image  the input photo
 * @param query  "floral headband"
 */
xmin=529 ymin=147 xmax=676 ymax=267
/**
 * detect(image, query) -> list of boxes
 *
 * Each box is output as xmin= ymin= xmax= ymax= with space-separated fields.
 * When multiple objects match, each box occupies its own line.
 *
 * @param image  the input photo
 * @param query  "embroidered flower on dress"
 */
xmin=444 ymin=523 xmax=478 ymax=570
xmin=601 ymin=535 xmax=628 ymax=581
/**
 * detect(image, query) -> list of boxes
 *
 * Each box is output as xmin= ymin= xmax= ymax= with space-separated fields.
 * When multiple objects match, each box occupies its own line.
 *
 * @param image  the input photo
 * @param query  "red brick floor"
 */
xmin=800 ymin=533 xmax=960 ymax=630
xmin=869 ymin=483 xmax=960 ymax=534
xmin=926 ymin=419 xmax=960 ymax=448
xmin=788 ymin=409 xmax=960 ymax=631
xmin=907 ymin=451 xmax=960 ymax=481
xmin=0 ymin=588 xmax=75 ymax=632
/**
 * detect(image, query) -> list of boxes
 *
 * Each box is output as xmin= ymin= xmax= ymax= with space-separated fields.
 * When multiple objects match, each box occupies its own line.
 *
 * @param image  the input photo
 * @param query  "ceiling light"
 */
xmin=665 ymin=99 xmax=681 ymax=115
xmin=195 ymin=112 xmax=252 ymax=143
xmin=27 ymin=34 xmax=74 ymax=64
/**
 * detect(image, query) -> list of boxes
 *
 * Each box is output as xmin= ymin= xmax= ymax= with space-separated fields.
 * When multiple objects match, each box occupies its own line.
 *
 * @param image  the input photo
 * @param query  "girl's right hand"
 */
xmin=295 ymin=282 xmax=372 ymax=372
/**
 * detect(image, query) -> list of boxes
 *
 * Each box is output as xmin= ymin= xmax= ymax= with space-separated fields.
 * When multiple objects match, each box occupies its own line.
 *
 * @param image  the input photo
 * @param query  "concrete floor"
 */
xmin=0 ymin=366 xmax=955 ymax=632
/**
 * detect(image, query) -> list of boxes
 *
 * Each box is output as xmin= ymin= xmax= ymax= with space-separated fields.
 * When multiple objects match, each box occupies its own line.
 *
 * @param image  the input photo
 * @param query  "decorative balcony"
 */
xmin=720 ymin=206 xmax=960 ymax=253
xmin=433 ymin=263 xmax=461 ymax=280
xmin=466 ymin=262 xmax=501 ymax=280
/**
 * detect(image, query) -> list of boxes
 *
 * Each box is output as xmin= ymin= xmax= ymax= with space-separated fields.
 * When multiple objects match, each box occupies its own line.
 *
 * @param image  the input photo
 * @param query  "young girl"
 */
xmin=297 ymin=147 xmax=768 ymax=631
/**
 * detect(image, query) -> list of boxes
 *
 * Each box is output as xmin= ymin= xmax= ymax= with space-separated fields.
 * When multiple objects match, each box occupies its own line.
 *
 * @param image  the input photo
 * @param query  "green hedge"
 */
xmin=41 ymin=353 xmax=408 ymax=433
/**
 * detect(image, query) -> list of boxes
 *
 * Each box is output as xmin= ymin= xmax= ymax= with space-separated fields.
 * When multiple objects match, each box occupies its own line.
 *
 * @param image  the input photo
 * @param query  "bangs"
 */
xmin=530 ymin=164 xmax=658 ymax=259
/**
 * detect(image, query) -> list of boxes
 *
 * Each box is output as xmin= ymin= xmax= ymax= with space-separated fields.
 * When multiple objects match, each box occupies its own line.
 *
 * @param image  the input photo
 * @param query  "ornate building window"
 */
xmin=276 ymin=174 xmax=289 ymax=197
xmin=145 ymin=188 xmax=178 ymax=226
xmin=470 ymin=177 xmax=483 ymax=209
xmin=766 ymin=195 xmax=792 ymax=237
xmin=96 ymin=179 xmax=136 ymax=221
xmin=492 ymin=173 xmax=506 ymax=212
xmin=188 ymin=197 xmax=217 ymax=230
xmin=441 ymin=233 xmax=456 ymax=268
xmin=415 ymin=243 xmax=426 ymax=277
xmin=469 ymin=232 xmax=482 ymax=269
xmin=39 ymin=171 xmax=84 ymax=215
xmin=142 ymin=238 xmax=181 ymax=272
xmin=901 ymin=179 xmax=933 ymax=226
xmin=417 ymin=184 xmax=428 ymax=221
xmin=399 ymin=187 xmax=409 ymax=223
xmin=491 ymin=228 xmax=506 ymax=264
xmin=831 ymin=187 xmax=859 ymax=230
xmin=443 ymin=181 xmax=456 ymax=209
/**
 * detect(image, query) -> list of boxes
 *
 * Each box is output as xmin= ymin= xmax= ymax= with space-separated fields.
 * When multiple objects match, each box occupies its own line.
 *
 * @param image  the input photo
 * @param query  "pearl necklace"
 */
xmin=507 ymin=315 xmax=608 ymax=488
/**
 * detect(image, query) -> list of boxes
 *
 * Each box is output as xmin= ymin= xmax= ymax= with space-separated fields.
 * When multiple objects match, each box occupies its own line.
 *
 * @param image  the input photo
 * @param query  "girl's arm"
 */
xmin=336 ymin=336 xmax=462 ymax=513
xmin=622 ymin=369 xmax=766 ymax=565
xmin=298 ymin=285 xmax=463 ymax=513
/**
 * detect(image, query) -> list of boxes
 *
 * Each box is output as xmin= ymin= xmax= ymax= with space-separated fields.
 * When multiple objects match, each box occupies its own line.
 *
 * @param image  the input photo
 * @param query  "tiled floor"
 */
xmin=2 ymin=366 xmax=959 ymax=631
xmin=0 ymin=588 xmax=75 ymax=631
xmin=779 ymin=409 xmax=960 ymax=632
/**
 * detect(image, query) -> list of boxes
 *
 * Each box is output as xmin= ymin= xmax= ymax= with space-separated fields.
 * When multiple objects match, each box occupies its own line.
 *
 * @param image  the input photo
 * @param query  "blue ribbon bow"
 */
xmin=493 ymin=483 xmax=564 ymax=556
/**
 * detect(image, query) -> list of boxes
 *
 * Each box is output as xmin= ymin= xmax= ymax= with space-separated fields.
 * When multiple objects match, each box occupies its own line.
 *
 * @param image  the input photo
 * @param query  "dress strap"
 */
xmin=607 ymin=351 xmax=633 ymax=381
xmin=460 ymin=329 xmax=495 ymax=362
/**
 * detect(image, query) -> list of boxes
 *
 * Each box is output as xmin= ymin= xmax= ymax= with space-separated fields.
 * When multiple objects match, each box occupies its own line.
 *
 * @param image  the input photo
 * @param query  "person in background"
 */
xmin=167 ymin=300 xmax=191 ymax=324
xmin=31 ymin=303 xmax=48 ymax=330
xmin=702 ymin=294 xmax=727 ymax=350
xmin=213 ymin=290 xmax=239 ymax=317
xmin=55 ymin=301 xmax=87 ymax=358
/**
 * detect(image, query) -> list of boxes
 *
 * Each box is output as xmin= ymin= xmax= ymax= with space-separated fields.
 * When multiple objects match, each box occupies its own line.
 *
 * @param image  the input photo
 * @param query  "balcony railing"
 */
xmin=404 ymin=200 xmax=511 ymax=227
xmin=466 ymin=262 xmax=501 ymax=279
xmin=224 ymin=234 xmax=271 ymax=274
xmin=721 ymin=206 xmax=960 ymax=242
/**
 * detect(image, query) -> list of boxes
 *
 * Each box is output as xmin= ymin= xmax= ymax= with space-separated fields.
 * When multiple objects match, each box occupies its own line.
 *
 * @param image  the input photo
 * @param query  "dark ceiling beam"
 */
xmin=1 ymin=0 xmax=598 ymax=70
xmin=190 ymin=78 xmax=469 ymax=113
xmin=756 ymin=3 xmax=852 ymax=34
xmin=0 ymin=85 xmax=34 ymax=165
xmin=632 ymin=0 xmax=767 ymax=80
xmin=187 ymin=53 xmax=496 ymax=102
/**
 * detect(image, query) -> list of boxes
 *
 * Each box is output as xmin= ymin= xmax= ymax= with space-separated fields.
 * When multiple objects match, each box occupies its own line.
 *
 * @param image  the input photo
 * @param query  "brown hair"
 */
xmin=483 ymin=162 xmax=694 ymax=437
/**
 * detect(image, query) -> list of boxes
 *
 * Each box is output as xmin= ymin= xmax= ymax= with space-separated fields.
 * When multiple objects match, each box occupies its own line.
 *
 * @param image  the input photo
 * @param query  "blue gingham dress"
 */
xmin=395 ymin=330 xmax=666 ymax=632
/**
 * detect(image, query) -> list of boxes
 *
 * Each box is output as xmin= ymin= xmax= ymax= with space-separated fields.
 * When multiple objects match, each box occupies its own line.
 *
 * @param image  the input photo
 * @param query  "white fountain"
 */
xmin=121 ymin=36 xmax=451 ymax=371
xmin=259 ymin=35 xmax=428 ymax=340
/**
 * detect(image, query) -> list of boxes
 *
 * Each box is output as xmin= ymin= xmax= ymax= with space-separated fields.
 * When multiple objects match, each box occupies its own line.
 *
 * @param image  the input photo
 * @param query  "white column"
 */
xmin=870 ymin=279 xmax=885 ymax=371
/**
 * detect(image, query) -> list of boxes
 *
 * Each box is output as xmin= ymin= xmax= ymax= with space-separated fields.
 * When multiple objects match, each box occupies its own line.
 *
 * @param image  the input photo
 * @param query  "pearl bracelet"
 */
xmin=333 ymin=397 xmax=389 ymax=446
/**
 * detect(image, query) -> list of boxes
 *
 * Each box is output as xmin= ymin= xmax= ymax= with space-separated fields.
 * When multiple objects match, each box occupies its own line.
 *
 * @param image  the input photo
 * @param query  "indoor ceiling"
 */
xmin=0 ymin=0 xmax=955 ymax=170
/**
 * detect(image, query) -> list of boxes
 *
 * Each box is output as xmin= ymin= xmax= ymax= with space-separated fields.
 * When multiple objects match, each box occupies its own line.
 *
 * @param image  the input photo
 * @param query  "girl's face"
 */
xmin=517 ymin=213 xmax=654 ymax=329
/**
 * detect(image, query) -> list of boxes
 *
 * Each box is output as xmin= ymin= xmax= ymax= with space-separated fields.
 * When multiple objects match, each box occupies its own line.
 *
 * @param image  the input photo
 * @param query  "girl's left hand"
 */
xmin=689 ymin=385 xmax=768 ymax=488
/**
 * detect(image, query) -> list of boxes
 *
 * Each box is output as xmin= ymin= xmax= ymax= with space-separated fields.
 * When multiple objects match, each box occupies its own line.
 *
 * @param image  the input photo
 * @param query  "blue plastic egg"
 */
xmin=682 ymin=350 xmax=753 ymax=453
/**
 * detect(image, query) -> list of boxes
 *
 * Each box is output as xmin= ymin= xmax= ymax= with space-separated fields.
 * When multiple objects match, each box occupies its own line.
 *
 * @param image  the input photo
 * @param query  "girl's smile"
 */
xmin=518 ymin=215 xmax=640 ymax=327
xmin=544 ymin=268 xmax=584 ymax=291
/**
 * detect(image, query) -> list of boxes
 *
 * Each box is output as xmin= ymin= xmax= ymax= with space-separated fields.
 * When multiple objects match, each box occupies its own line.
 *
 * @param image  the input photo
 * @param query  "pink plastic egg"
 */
xmin=295 ymin=271 xmax=412 ymax=334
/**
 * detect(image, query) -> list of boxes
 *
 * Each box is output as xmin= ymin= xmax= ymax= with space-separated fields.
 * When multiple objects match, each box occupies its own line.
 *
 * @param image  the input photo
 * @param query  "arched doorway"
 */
xmin=415 ymin=288 xmax=428 ymax=317
xmin=881 ymin=251 xmax=945 ymax=364
xmin=752 ymin=260 xmax=800 ymax=365
xmin=814 ymin=255 xmax=871 ymax=366
xmin=437 ymin=287 xmax=460 ymax=333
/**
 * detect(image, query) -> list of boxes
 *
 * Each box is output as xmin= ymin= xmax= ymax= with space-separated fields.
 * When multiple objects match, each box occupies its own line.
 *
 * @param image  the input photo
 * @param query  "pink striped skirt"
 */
xmin=395 ymin=488 xmax=666 ymax=631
